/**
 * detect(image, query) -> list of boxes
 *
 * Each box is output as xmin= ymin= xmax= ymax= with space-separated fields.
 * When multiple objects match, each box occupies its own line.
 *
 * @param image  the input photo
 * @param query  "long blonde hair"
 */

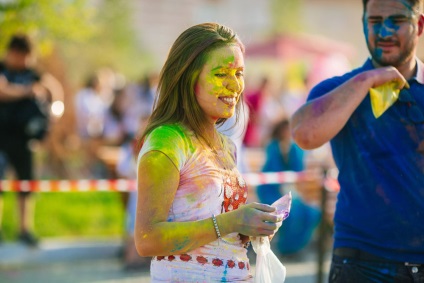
xmin=139 ymin=23 xmax=245 ymax=146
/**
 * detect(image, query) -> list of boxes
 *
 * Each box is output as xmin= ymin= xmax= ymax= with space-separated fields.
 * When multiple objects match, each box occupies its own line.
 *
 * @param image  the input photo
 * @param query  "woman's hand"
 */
xmin=218 ymin=202 xmax=283 ymax=237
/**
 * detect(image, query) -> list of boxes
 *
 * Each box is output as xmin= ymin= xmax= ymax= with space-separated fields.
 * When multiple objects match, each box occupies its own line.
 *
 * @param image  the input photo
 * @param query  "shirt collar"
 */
xmin=412 ymin=58 xmax=424 ymax=85
xmin=363 ymin=58 xmax=374 ymax=70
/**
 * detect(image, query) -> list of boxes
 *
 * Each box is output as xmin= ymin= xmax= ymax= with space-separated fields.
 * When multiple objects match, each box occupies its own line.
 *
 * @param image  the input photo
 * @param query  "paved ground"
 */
xmin=0 ymin=238 xmax=331 ymax=283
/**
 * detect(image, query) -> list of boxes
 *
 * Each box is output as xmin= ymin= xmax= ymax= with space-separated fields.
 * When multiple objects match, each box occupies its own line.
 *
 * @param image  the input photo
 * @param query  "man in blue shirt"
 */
xmin=291 ymin=0 xmax=424 ymax=282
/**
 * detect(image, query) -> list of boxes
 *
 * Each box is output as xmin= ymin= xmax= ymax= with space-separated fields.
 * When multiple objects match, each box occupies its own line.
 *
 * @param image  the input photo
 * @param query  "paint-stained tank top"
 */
xmin=138 ymin=123 xmax=252 ymax=282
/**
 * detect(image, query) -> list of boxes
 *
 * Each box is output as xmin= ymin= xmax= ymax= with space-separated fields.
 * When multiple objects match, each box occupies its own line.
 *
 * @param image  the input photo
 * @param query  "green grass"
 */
xmin=1 ymin=192 xmax=126 ymax=241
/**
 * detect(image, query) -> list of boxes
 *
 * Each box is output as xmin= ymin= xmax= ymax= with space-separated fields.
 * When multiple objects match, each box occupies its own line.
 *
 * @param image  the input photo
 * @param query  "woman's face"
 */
xmin=195 ymin=44 xmax=245 ymax=124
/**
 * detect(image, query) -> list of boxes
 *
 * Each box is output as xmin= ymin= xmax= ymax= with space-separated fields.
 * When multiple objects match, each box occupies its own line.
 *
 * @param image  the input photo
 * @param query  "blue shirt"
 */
xmin=308 ymin=58 xmax=424 ymax=262
xmin=262 ymin=140 xmax=304 ymax=173
xmin=256 ymin=140 xmax=304 ymax=205
xmin=256 ymin=140 xmax=321 ymax=254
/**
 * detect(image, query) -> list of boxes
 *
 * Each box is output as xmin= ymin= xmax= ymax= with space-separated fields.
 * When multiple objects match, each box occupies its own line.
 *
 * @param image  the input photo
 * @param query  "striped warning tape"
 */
xmin=0 ymin=179 xmax=137 ymax=193
xmin=243 ymin=171 xmax=314 ymax=186
xmin=0 ymin=171 xmax=339 ymax=192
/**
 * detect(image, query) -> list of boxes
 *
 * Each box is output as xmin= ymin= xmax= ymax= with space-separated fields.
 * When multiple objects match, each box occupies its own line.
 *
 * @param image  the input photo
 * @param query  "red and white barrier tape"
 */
xmin=0 ymin=171 xmax=339 ymax=193
xmin=243 ymin=171 xmax=310 ymax=186
xmin=0 ymin=179 xmax=137 ymax=193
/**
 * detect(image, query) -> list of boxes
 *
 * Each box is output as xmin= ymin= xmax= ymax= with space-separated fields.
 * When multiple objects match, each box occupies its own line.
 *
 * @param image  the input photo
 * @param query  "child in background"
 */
xmin=256 ymin=119 xmax=321 ymax=255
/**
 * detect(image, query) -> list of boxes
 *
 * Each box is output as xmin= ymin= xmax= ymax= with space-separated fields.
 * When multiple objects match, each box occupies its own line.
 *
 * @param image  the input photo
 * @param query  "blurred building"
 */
xmin=131 ymin=0 xmax=424 ymax=66
xmin=131 ymin=0 xmax=273 ymax=64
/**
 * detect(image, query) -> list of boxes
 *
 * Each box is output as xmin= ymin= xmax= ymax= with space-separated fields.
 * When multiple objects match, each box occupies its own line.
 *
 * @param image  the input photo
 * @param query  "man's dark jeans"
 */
xmin=329 ymin=255 xmax=424 ymax=283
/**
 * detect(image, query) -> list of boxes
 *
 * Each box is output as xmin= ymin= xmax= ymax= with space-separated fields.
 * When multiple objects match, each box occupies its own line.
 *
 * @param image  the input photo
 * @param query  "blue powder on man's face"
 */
xmin=374 ymin=47 xmax=384 ymax=59
xmin=375 ymin=17 xmax=402 ymax=36
xmin=363 ymin=16 xmax=403 ymax=61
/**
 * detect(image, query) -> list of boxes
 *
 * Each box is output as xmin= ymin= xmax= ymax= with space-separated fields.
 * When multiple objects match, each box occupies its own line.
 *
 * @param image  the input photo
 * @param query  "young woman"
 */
xmin=135 ymin=23 xmax=283 ymax=282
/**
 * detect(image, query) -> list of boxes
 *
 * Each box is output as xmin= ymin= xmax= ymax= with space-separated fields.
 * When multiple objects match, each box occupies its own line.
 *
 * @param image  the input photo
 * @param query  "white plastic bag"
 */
xmin=251 ymin=192 xmax=292 ymax=283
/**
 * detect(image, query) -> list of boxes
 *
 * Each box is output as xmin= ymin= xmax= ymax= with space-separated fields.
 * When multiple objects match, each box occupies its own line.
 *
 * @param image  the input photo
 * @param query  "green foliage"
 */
xmin=1 ymin=192 xmax=125 ymax=240
xmin=0 ymin=0 xmax=151 ymax=83
xmin=0 ymin=0 xmax=96 ymax=55
xmin=61 ymin=0 xmax=152 ymax=83
xmin=1 ymin=193 xmax=18 ymax=239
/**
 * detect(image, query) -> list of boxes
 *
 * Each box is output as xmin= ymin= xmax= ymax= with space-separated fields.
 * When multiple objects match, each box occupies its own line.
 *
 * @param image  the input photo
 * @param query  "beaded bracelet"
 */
xmin=212 ymin=214 xmax=251 ymax=249
xmin=212 ymin=214 xmax=221 ymax=239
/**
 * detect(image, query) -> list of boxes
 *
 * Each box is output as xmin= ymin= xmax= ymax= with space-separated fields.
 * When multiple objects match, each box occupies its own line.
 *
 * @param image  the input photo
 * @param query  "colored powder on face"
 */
xmin=207 ymin=57 xmax=241 ymax=95
xmin=223 ymin=55 xmax=236 ymax=68
xmin=372 ymin=17 xmax=401 ymax=38
xmin=374 ymin=47 xmax=383 ymax=59
xmin=209 ymin=54 xmax=236 ymax=71
xmin=363 ymin=0 xmax=417 ymax=62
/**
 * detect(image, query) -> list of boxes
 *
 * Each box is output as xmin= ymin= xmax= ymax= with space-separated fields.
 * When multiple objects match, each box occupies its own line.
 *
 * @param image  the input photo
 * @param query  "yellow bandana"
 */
xmin=369 ymin=82 xmax=400 ymax=118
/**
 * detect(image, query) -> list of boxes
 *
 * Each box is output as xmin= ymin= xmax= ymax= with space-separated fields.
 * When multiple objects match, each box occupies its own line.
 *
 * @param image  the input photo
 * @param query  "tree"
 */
xmin=59 ymin=0 xmax=153 ymax=84
xmin=0 ymin=0 xmax=150 ymax=82
xmin=0 ymin=0 xmax=95 ymax=55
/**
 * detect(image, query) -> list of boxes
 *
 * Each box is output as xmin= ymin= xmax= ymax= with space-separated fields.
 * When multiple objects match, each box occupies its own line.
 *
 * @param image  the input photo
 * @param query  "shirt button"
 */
xmin=412 ymin=266 xmax=419 ymax=274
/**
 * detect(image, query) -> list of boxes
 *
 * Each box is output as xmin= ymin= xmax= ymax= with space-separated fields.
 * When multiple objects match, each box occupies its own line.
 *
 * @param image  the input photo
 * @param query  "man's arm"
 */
xmin=291 ymin=66 xmax=408 ymax=150
xmin=0 ymin=76 xmax=33 ymax=101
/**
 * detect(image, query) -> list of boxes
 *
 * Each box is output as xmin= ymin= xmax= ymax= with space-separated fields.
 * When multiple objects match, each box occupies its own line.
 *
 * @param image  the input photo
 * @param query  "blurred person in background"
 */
xmin=135 ymin=23 xmax=283 ymax=282
xmin=256 ymin=119 xmax=321 ymax=256
xmin=102 ymin=87 xmax=128 ymax=147
xmin=116 ymin=139 xmax=142 ymax=270
xmin=0 ymin=34 xmax=53 ymax=246
xmin=74 ymin=73 xmax=109 ymax=178
xmin=276 ymin=74 xmax=309 ymax=118
xmin=118 ymin=74 xmax=157 ymax=270
xmin=243 ymin=77 xmax=270 ymax=147
xmin=121 ymin=74 xmax=157 ymax=141
xmin=292 ymin=0 xmax=424 ymax=281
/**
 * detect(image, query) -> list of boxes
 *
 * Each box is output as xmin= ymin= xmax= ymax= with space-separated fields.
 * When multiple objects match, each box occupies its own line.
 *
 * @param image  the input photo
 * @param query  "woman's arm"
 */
xmin=135 ymin=150 xmax=281 ymax=257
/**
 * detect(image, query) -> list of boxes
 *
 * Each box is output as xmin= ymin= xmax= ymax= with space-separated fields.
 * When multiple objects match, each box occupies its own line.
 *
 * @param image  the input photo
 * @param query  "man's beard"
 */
xmin=368 ymin=39 xmax=414 ymax=67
